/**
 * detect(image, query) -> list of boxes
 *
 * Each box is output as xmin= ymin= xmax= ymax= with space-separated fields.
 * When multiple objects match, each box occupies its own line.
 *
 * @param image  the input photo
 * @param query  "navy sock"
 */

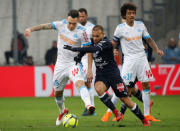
xmin=120 ymin=102 xmax=127 ymax=114
xmin=131 ymin=104 xmax=144 ymax=120
xmin=99 ymin=93 xmax=116 ymax=111
xmin=134 ymin=89 xmax=143 ymax=102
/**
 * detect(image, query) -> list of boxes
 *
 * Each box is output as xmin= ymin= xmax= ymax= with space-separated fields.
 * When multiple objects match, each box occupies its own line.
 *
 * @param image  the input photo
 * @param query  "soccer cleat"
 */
xmin=56 ymin=108 xmax=69 ymax=126
xmin=112 ymin=114 xmax=124 ymax=121
xmin=113 ymin=109 xmax=121 ymax=122
xmin=101 ymin=111 xmax=111 ymax=122
xmin=144 ymin=115 xmax=161 ymax=122
xmin=86 ymin=105 xmax=95 ymax=115
xmin=142 ymin=118 xmax=151 ymax=126
xmin=149 ymin=100 xmax=154 ymax=114
xmin=82 ymin=108 xmax=89 ymax=116
xmin=82 ymin=108 xmax=96 ymax=116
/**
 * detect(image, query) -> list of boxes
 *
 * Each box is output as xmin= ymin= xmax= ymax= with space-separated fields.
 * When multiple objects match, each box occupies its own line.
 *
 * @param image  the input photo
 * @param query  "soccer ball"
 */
xmin=62 ymin=114 xmax=78 ymax=128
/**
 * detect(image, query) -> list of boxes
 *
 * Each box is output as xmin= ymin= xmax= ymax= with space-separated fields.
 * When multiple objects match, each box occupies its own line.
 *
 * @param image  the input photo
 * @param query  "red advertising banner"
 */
xmin=0 ymin=65 xmax=179 ymax=97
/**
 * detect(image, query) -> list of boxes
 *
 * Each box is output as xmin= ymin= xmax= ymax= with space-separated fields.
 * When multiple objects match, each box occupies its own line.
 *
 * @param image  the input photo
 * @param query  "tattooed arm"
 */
xmin=24 ymin=23 xmax=53 ymax=37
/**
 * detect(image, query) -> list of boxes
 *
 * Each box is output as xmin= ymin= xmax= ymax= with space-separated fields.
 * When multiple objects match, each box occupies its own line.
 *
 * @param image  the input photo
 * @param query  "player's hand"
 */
xmin=87 ymin=70 xmax=93 ymax=83
xmin=64 ymin=45 xmax=73 ymax=50
xmin=113 ymin=49 xmax=119 ymax=56
xmin=24 ymin=28 xmax=31 ymax=37
xmin=156 ymin=49 xmax=164 ymax=57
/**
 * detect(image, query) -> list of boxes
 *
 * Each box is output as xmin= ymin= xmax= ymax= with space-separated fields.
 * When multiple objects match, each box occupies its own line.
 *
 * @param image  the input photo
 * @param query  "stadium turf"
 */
xmin=0 ymin=95 xmax=180 ymax=131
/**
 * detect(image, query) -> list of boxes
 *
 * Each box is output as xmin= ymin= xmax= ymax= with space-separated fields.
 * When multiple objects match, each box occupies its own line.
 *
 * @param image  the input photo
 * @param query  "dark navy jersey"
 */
xmin=70 ymin=37 xmax=121 ymax=76
xmin=91 ymin=37 xmax=119 ymax=75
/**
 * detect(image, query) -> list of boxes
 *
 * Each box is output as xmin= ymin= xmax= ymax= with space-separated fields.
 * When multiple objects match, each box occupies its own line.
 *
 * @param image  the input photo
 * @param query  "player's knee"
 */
xmin=95 ymin=87 xmax=103 ymax=96
xmin=54 ymin=91 xmax=63 ymax=97
xmin=142 ymin=82 xmax=150 ymax=89
xmin=75 ymin=80 xmax=85 ymax=89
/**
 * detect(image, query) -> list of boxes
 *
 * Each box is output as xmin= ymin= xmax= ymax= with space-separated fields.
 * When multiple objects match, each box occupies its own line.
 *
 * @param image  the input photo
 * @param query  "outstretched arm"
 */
xmin=24 ymin=23 xmax=54 ymax=37
xmin=64 ymin=45 xmax=100 ymax=53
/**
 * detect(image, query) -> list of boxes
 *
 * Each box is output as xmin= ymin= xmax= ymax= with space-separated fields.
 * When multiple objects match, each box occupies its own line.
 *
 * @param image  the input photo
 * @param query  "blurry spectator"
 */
xmin=175 ymin=33 xmax=180 ymax=63
xmin=45 ymin=40 xmax=57 ymax=65
xmin=24 ymin=56 xmax=34 ymax=66
xmin=162 ymin=37 xmax=180 ymax=64
xmin=4 ymin=31 xmax=28 ymax=65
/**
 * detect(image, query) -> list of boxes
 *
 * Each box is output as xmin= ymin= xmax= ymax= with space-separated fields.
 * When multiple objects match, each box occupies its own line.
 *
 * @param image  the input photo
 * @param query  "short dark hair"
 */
xmin=78 ymin=8 xmax=88 ymax=15
xmin=93 ymin=25 xmax=104 ymax=32
xmin=121 ymin=2 xmax=137 ymax=18
xmin=68 ymin=9 xmax=79 ymax=18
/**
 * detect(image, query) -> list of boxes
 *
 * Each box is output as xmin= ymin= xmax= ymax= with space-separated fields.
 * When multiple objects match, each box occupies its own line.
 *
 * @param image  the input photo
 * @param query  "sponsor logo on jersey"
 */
xmin=125 ymin=36 xmax=141 ymax=41
xmin=60 ymin=34 xmax=76 ymax=45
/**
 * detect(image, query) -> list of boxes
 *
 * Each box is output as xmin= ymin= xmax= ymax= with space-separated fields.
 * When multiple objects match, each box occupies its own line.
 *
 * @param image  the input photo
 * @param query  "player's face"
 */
xmin=92 ymin=30 xmax=104 ymax=44
xmin=79 ymin=12 xmax=88 ymax=26
xmin=67 ymin=16 xmax=79 ymax=31
xmin=126 ymin=9 xmax=136 ymax=23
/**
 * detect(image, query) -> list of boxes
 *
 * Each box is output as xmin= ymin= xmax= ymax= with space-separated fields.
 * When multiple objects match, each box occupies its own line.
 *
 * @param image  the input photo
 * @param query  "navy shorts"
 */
xmin=95 ymin=73 xmax=128 ymax=98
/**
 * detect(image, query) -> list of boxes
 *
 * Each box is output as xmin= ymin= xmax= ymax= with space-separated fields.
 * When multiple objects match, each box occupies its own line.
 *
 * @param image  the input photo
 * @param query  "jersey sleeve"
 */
xmin=51 ymin=19 xmax=66 ymax=31
xmin=142 ymin=23 xmax=151 ymax=39
xmin=113 ymin=26 xmax=121 ymax=42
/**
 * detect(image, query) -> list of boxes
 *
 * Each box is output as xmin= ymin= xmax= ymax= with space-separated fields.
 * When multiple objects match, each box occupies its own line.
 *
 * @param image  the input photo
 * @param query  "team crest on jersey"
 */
xmin=137 ymin=29 xmax=142 ymax=32
xmin=54 ymin=80 xmax=60 ymax=87
xmin=73 ymin=34 xmax=78 ymax=38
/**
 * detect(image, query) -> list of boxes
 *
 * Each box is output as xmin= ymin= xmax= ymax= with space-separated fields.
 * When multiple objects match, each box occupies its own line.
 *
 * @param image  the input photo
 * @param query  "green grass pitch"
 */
xmin=0 ymin=96 xmax=180 ymax=131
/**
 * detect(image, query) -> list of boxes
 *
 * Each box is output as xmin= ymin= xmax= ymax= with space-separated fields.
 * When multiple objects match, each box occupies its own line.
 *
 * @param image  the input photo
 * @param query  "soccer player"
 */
xmin=24 ymin=10 xmax=95 ymax=126
xmin=112 ymin=2 xmax=164 ymax=122
xmin=101 ymin=39 xmax=158 ymax=122
xmin=64 ymin=25 xmax=151 ymax=126
xmin=78 ymin=8 xmax=96 ymax=116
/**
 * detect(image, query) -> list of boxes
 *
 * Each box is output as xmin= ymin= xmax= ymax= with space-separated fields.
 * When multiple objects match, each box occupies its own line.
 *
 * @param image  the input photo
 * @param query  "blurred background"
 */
xmin=0 ymin=0 xmax=180 ymax=65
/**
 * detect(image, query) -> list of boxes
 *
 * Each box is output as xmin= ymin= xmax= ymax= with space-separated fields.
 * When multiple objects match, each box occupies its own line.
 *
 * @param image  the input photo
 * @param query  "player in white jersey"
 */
xmin=24 ymin=10 xmax=95 ymax=126
xmin=78 ymin=8 xmax=96 ymax=116
xmin=112 ymin=3 xmax=164 ymax=122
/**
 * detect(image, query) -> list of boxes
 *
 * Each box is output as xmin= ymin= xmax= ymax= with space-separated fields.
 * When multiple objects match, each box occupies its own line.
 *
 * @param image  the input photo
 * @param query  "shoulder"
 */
xmin=51 ymin=20 xmax=66 ymax=29
xmin=116 ymin=22 xmax=126 ymax=29
xmin=134 ymin=20 xmax=145 ymax=27
xmin=86 ymin=21 xmax=95 ymax=27
xmin=77 ymin=24 xmax=86 ymax=31
xmin=101 ymin=37 xmax=112 ymax=46
xmin=61 ymin=19 xmax=68 ymax=24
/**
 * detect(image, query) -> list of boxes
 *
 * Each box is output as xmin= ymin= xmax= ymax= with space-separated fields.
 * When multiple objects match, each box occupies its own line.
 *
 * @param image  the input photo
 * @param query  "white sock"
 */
xmin=79 ymin=86 xmax=91 ymax=107
xmin=107 ymin=93 xmax=119 ymax=112
xmin=142 ymin=89 xmax=150 ymax=116
xmin=88 ymin=88 xmax=95 ymax=106
xmin=55 ymin=96 xmax=65 ymax=114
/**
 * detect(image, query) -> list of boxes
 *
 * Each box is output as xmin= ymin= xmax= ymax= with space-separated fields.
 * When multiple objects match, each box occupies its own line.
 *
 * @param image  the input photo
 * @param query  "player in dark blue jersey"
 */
xmin=64 ymin=25 xmax=150 ymax=126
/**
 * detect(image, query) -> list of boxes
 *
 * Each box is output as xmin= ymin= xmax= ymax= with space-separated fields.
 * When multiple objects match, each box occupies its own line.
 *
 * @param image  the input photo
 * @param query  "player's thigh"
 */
xmin=94 ymin=74 xmax=110 ymax=95
xmin=81 ymin=58 xmax=88 ymax=81
xmin=121 ymin=60 xmax=136 ymax=85
xmin=136 ymin=57 xmax=153 ymax=82
xmin=53 ymin=65 xmax=69 ymax=92
xmin=69 ymin=63 xmax=85 ymax=88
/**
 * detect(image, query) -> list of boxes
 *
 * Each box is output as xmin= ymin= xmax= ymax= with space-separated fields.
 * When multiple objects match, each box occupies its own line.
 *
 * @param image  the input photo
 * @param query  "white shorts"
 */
xmin=121 ymin=56 xmax=153 ymax=85
xmin=53 ymin=61 xmax=84 ymax=91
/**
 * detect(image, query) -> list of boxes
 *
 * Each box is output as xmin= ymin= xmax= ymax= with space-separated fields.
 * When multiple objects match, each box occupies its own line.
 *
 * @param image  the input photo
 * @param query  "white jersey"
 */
xmin=113 ymin=21 xmax=151 ymax=60
xmin=80 ymin=21 xmax=95 ymax=63
xmin=81 ymin=21 xmax=94 ymax=40
xmin=51 ymin=19 xmax=91 ymax=64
